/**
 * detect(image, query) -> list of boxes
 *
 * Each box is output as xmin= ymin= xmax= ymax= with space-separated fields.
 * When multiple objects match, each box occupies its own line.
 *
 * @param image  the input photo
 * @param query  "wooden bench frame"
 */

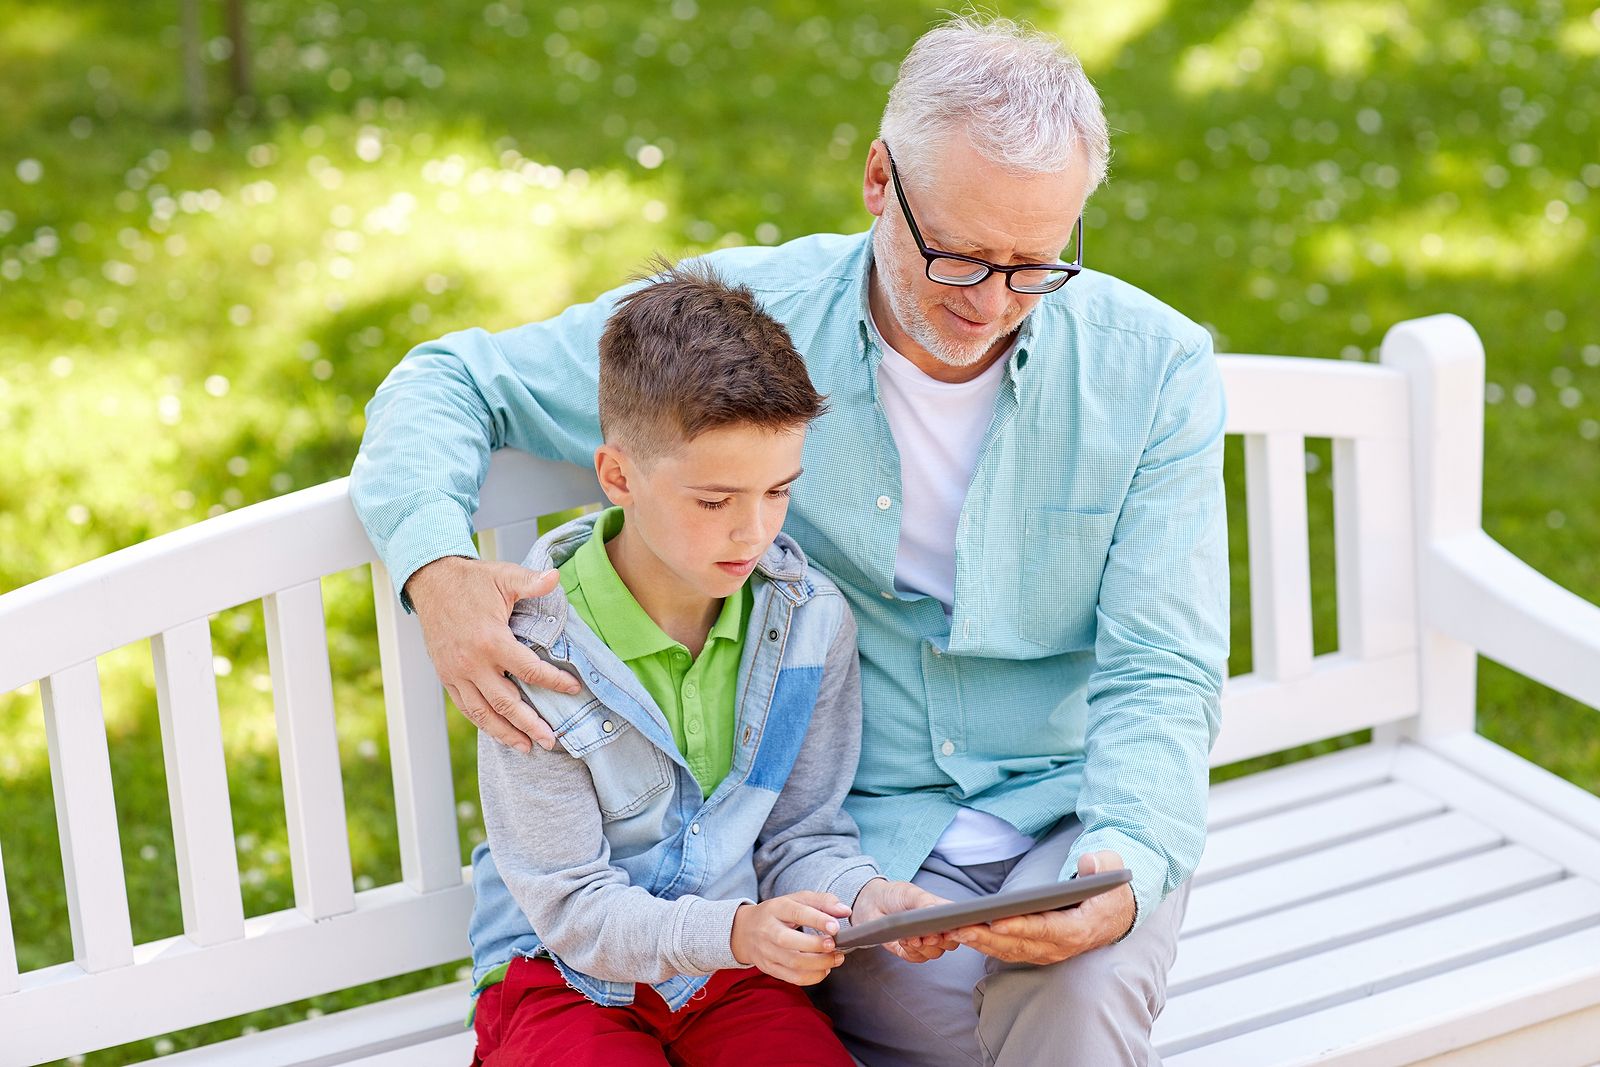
xmin=2 ymin=314 xmax=1597 ymax=1066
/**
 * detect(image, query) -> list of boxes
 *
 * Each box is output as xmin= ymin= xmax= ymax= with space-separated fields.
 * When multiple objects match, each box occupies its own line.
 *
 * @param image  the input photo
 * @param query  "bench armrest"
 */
xmin=1424 ymin=530 xmax=1600 ymax=710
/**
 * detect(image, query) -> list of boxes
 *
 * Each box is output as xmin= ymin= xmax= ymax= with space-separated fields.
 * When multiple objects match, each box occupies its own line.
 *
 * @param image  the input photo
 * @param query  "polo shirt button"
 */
xmin=602 ymin=720 xmax=615 ymax=734
xmin=690 ymin=823 xmax=701 ymax=835
xmin=940 ymin=739 xmax=955 ymax=756
xmin=687 ymin=718 xmax=701 ymax=735
xmin=684 ymin=683 xmax=698 ymax=698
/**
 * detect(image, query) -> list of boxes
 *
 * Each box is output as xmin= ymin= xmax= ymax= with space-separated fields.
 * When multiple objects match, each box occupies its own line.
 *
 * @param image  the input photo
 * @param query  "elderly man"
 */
xmin=352 ymin=15 xmax=1226 ymax=1066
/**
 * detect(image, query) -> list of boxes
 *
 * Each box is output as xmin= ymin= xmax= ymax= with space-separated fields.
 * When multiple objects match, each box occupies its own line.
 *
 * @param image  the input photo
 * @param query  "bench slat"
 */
xmin=152 ymin=618 xmax=246 ymax=946
xmin=1244 ymin=431 xmax=1314 ymax=682
xmin=1198 ymin=780 xmax=1442 ymax=883
xmin=155 ymin=977 xmax=471 ymax=1066
xmin=1394 ymin=743 xmax=1600 ymax=882
xmin=1162 ymin=923 xmax=1600 ymax=1067
xmin=372 ymin=564 xmax=460 ymax=894
xmin=40 ymin=660 xmax=135 ymax=973
xmin=1185 ymin=811 xmax=1502 ymax=935
xmin=1173 ymin=844 xmax=1563 ymax=993
xmin=265 ymin=581 xmax=355 ymax=919
xmin=0 ymin=838 xmax=16 ymax=994
xmin=1157 ymin=878 xmax=1600 ymax=1055
xmin=1212 ymin=652 xmax=1419 ymax=767
xmin=1219 ymin=356 xmax=1410 ymax=440
xmin=344 ymin=1031 xmax=477 ymax=1065
xmin=1333 ymin=435 xmax=1418 ymax=660
xmin=1206 ymin=741 xmax=1394 ymax=830
xmin=2 ymin=883 xmax=472 ymax=1065
xmin=478 ymin=519 xmax=540 ymax=568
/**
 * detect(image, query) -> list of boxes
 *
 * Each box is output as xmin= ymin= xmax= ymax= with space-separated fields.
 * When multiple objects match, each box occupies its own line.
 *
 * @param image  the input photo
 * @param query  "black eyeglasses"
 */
xmin=883 ymin=143 xmax=1083 ymax=295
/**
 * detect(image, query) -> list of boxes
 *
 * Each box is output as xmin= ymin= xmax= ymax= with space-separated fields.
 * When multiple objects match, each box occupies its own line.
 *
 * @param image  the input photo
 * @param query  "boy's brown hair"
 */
xmin=598 ymin=258 xmax=826 ymax=459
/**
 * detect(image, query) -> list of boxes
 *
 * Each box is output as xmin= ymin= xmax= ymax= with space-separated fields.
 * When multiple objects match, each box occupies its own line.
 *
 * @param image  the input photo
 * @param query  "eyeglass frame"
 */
xmin=882 ymin=142 xmax=1084 ymax=295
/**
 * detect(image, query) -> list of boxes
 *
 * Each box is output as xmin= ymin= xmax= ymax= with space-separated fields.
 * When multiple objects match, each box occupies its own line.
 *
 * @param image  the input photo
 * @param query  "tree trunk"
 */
xmin=180 ymin=0 xmax=207 ymax=125
xmin=224 ymin=0 xmax=253 ymax=102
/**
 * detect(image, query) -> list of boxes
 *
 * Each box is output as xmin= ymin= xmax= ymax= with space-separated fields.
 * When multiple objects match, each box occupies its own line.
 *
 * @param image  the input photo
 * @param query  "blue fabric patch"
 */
xmin=746 ymin=666 xmax=822 ymax=792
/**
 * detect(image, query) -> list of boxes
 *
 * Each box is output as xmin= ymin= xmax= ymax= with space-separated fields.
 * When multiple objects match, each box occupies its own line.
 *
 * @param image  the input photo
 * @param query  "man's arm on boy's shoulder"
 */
xmin=350 ymin=286 xmax=640 ymax=750
xmin=753 ymin=605 xmax=883 ymax=911
xmin=478 ymin=731 xmax=745 ymax=984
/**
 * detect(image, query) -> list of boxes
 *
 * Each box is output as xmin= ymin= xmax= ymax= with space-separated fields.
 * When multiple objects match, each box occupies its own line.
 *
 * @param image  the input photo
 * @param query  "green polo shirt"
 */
xmin=558 ymin=507 xmax=750 ymax=798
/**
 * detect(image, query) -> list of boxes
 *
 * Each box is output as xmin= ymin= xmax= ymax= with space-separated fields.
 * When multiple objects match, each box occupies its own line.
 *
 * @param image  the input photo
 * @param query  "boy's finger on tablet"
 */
xmin=773 ymin=898 xmax=842 ymax=934
xmin=785 ymin=890 xmax=849 ymax=916
xmin=772 ymin=925 xmax=834 ymax=954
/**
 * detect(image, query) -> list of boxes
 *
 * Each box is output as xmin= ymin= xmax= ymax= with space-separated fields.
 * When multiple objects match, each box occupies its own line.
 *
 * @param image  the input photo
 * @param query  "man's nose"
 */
xmin=966 ymin=274 xmax=1011 ymax=319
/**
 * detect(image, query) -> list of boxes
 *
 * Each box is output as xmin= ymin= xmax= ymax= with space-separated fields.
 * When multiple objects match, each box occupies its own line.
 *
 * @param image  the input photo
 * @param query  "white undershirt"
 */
xmin=869 ymin=312 xmax=1037 ymax=867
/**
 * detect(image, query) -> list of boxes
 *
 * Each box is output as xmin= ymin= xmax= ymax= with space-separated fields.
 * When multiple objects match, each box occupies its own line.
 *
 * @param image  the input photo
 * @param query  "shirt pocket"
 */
xmin=1017 ymin=506 xmax=1118 ymax=651
xmin=563 ymin=711 xmax=675 ymax=820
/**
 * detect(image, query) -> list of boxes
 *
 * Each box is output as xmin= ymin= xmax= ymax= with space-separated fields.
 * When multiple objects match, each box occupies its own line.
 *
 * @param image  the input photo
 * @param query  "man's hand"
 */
xmin=948 ymin=851 xmax=1135 ymax=966
xmin=730 ymin=891 xmax=851 ymax=986
xmin=404 ymin=555 xmax=583 ymax=753
xmin=851 ymin=878 xmax=959 ymax=963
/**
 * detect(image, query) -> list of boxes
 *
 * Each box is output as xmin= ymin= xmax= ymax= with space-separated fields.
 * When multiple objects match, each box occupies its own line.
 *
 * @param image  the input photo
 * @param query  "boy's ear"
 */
xmin=594 ymin=444 xmax=633 ymax=507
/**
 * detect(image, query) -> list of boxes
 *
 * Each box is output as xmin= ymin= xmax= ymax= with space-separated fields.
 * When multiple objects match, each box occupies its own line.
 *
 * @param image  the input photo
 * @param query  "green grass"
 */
xmin=1 ymin=0 xmax=1597 ymax=1061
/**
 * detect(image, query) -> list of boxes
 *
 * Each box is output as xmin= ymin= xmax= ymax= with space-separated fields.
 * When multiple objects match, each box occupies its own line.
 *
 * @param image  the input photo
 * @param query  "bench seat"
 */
xmin=1162 ymin=736 xmax=1600 ymax=1065
xmin=151 ymin=732 xmax=1600 ymax=1067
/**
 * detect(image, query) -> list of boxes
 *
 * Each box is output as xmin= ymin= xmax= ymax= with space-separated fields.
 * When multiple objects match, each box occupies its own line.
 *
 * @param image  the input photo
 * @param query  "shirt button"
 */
xmin=690 ymin=823 xmax=701 ymax=835
xmin=601 ymin=720 xmax=615 ymax=734
xmin=684 ymin=683 xmax=698 ymax=698
xmin=876 ymin=495 xmax=892 ymax=511
xmin=940 ymin=740 xmax=955 ymax=756
xmin=687 ymin=718 xmax=701 ymax=735
xmin=880 ymin=590 xmax=894 ymax=600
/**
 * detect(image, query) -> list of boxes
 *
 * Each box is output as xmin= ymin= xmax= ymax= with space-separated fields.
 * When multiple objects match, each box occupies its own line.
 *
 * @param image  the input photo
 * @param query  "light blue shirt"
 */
xmin=351 ymin=230 xmax=1228 ymax=931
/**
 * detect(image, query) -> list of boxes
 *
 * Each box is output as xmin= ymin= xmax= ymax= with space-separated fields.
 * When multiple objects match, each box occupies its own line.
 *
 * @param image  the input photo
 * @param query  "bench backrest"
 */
xmin=0 ymin=315 xmax=1485 ymax=1063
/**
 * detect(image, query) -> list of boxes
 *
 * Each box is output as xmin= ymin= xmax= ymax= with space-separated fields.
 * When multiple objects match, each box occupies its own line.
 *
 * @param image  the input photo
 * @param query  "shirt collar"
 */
xmin=568 ymin=507 xmax=747 ymax=662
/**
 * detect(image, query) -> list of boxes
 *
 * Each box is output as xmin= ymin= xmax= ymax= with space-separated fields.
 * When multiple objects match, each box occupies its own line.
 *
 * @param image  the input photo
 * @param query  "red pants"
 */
xmin=472 ymin=956 xmax=856 ymax=1066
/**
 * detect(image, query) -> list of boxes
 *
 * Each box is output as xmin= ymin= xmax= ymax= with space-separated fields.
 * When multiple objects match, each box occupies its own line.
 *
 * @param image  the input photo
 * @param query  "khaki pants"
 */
xmin=811 ymin=817 xmax=1190 ymax=1067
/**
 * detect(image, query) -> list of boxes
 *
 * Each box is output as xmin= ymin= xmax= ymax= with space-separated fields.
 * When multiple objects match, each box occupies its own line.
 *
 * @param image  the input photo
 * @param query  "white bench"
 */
xmin=2 ymin=313 xmax=1597 ymax=1066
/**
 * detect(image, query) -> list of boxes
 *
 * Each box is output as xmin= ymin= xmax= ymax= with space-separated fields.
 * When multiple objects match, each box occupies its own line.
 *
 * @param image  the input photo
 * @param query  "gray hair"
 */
xmin=880 ymin=15 xmax=1110 ymax=189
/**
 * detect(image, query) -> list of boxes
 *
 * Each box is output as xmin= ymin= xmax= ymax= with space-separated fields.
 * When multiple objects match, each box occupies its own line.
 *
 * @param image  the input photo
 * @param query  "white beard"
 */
xmin=870 ymin=223 xmax=1009 ymax=369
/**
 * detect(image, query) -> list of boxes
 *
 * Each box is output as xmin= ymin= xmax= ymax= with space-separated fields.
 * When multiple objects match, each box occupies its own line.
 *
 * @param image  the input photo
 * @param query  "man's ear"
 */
xmin=594 ymin=443 xmax=633 ymax=507
xmin=862 ymin=140 xmax=891 ymax=218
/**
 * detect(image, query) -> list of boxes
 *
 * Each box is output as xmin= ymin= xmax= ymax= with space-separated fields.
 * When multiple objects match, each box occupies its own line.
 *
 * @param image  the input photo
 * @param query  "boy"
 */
xmin=468 ymin=262 xmax=941 ymax=1065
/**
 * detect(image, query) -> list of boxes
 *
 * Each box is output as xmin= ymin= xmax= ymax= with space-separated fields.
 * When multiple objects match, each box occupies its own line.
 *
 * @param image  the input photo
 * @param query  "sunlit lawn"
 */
xmin=2 ymin=0 xmax=1598 ymax=1061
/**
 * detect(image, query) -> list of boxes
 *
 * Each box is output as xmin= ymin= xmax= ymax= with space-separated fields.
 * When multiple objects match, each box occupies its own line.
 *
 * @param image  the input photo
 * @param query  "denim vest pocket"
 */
xmin=1018 ymin=506 xmax=1118 ymax=651
xmin=563 ymin=712 xmax=674 ymax=820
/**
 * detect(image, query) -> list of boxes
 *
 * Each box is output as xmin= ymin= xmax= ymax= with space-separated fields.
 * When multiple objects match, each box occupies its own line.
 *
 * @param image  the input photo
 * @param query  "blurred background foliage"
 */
xmin=1 ymin=0 xmax=1598 ymax=1061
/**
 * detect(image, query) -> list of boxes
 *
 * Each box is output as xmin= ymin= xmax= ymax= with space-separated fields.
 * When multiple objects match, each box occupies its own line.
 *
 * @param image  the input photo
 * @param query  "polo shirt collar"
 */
xmin=569 ymin=507 xmax=747 ymax=661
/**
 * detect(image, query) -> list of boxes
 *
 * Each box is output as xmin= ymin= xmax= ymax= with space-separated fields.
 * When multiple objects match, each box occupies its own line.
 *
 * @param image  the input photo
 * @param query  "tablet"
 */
xmin=834 ymin=869 xmax=1133 ymax=950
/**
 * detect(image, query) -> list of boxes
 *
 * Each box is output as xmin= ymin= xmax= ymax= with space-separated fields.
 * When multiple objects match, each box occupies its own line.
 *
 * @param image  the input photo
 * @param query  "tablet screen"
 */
xmin=835 ymin=869 xmax=1132 ymax=950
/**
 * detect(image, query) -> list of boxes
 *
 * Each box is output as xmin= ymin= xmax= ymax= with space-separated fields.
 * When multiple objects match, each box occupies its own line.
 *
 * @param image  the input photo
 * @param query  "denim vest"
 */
xmin=468 ymin=512 xmax=848 ymax=1010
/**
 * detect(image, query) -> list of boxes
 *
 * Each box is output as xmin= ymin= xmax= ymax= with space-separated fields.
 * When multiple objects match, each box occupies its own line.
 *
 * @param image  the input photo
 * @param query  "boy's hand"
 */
xmin=852 ymin=878 xmax=959 ymax=963
xmin=405 ymin=555 xmax=582 ymax=754
xmin=730 ymin=891 xmax=850 ymax=986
